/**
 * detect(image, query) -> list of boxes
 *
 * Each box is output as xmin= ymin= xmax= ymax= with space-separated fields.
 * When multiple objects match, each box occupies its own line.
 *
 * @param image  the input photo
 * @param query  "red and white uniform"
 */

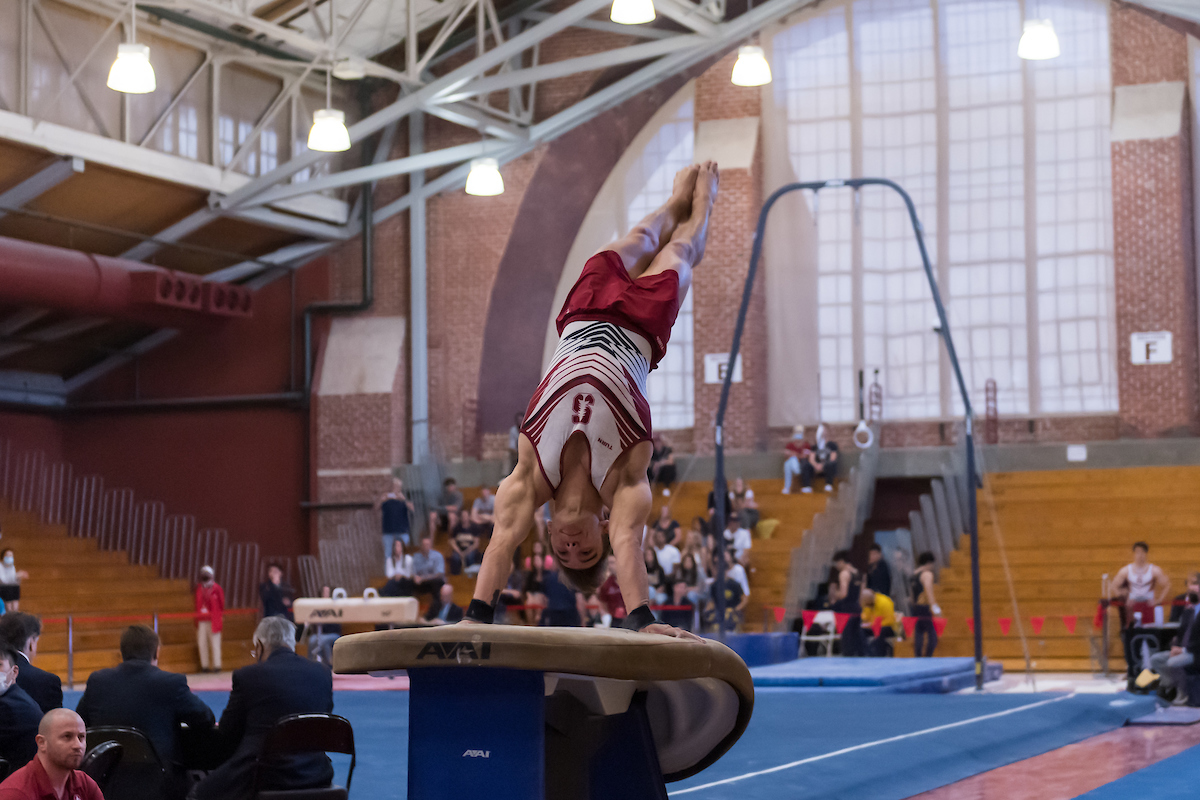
xmin=522 ymin=251 xmax=681 ymax=493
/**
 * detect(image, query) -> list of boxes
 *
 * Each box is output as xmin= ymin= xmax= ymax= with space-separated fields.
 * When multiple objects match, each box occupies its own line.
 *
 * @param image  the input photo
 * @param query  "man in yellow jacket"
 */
xmin=860 ymin=588 xmax=897 ymax=657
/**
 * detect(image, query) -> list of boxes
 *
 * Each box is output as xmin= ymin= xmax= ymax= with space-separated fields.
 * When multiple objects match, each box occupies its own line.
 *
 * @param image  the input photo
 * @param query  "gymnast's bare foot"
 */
xmin=669 ymin=165 xmax=700 ymax=219
xmin=693 ymin=160 xmax=719 ymax=217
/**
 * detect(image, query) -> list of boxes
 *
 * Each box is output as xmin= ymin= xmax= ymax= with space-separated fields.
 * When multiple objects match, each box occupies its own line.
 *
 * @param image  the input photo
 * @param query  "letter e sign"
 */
xmin=1130 ymin=331 xmax=1172 ymax=365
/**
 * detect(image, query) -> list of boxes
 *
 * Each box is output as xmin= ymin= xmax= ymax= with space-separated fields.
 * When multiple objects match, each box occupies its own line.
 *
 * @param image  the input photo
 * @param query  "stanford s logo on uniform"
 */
xmin=571 ymin=393 xmax=594 ymax=424
xmin=416 ymin=641 xmax=492 ymax=660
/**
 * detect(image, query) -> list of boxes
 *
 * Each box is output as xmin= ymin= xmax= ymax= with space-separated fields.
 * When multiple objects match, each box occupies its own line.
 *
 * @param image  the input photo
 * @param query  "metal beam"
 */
xmin=230 ymin=206 xmax=354 ymax=239
xmin=120 ymin=208 xmax=218 ymax=260
xmin=654 ymin=0 xmax=722 ymax=36
xmin=520 ymin=10 xmax=679 ymax=39
xmin=62 ymin=329 xmax=179 ymax=395
xmin=244 ymin=142 xmax=492 ymax=207
xmin=0 ymin=157 xmax=84 ymax=219
xmin=0 ymin=371 xmax=68 ymax=408
xmin=212 ymin=0 xmax=613 ymax=210
xmin=25 ymin=317 xmax=108 ymax=342
xmin=203 ymin=240 xmax=330 ymax=283
xmin=0 ymin=309 xmax=51 ymax=337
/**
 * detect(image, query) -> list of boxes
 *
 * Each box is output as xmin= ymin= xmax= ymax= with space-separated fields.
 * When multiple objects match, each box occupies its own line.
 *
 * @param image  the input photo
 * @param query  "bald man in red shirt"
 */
xmin=0 ymin=708 xmax=102 ymax=800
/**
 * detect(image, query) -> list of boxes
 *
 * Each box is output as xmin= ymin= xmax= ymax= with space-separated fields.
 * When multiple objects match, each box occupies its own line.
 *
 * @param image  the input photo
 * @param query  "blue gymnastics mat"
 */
xmin=750 ymin=656 xmax=1003 ymax=692
xmin=1074 ymin=741 xmax=1200 ymax=798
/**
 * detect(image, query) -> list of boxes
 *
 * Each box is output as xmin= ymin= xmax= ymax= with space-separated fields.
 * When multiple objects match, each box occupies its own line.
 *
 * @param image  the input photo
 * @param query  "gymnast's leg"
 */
xmin=639 ymin=160 xmax=719 ymax=300
xmin=604 ymin=165 xmax=698 ymax=277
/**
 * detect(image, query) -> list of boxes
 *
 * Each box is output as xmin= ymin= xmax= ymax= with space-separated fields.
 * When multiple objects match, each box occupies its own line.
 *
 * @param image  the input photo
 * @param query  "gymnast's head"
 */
xmin=547 ymin=506 xmax=612 ymax=594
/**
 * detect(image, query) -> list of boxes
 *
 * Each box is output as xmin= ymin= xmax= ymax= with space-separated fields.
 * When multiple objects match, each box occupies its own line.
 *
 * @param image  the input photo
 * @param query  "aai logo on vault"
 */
xmin=415 ymin=641 xmax=492 ymax=660
xmin=462 ymin=750 xmax=491 ymax=758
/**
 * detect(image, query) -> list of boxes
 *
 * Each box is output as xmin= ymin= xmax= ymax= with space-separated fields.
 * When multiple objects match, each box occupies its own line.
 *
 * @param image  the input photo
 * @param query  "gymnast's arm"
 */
xmin=608 ymin=473 xmax=702 ymax=641
xmin=463 ymin=436 xmax=546 ymax=620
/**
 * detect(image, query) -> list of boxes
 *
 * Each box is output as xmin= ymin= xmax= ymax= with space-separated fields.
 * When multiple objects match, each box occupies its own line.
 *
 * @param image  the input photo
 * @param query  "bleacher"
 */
xmin=0 ymin=502 xmax=257 ymax=685
xmin=428 ymin=478 xmax=833 ymax=631
xmin=930 ymin=466 xmax=1200 ymax=672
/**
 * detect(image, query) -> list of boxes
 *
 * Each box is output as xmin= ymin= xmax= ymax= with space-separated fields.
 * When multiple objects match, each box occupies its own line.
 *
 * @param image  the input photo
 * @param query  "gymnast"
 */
xmin=461 ymin=161 xmax=719 ymax=639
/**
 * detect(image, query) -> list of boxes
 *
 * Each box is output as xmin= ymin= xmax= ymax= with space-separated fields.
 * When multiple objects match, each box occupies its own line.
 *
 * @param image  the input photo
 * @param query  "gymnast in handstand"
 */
xmin=461 ymin=161 xmax=719 ymax=638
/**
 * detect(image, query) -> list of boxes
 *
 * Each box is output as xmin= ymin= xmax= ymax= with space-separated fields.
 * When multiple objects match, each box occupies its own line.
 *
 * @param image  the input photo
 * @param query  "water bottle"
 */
xmin=1154 ymin=605 xmax=1164 ymax=626
xmin=1134 ymin=611 xmax=1143 ymax=626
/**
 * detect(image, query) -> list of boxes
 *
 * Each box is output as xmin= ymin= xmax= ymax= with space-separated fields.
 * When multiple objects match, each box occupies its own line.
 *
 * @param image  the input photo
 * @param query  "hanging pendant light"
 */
xmin=731 ymin=45 xmax=772 ymax=87
xmin=465 ymin=157 xmax=504 ymax=196
xmin=308 ymin=69 xmax=351 ymax=152
xmin=610 ymin=0 xmax=656 ymax=25
xmin=107 ymin=3 xmax=155 ymax=93
xmin=1017 ymin=19 xmax=1060 ymax=60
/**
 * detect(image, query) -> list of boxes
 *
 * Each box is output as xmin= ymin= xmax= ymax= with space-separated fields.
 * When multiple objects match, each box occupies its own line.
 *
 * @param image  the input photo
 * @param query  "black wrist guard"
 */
xmin=623 ymin=604 xmax=656 ymax=631
xmin=465 ymin=599 xmax=495 ymax=624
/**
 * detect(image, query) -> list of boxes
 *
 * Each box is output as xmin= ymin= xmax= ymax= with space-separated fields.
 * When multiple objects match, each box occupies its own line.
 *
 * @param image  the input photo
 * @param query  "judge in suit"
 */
xmin=191 ymin=617 xmax=334 ymax=800
xmin=422 ymin=584 xmax=464 ymax=625
xmin=76 ymin=625 xmax=216 ymax=799
xmin=0 ymin=613 xmax=62 ymax=715
xmin=0 ymin=645 xmax=42 ymax=771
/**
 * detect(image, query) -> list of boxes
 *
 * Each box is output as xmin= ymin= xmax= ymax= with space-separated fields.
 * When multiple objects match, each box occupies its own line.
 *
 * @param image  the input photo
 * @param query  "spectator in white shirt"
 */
xmin=653 ymin=530 xmax=682 ymax=580
xmin=381 ymin=539 xmax=415 ymax=597
xmin=723 ymin=514 xmax=752 ymax=565
xmin=720 ymin=549 xmax=751 ymax=597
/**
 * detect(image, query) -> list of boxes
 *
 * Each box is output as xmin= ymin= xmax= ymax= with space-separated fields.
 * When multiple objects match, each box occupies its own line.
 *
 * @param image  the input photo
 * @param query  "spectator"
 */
xmin=192 ymin=617 xmax=334 ymax=800
xmin=1112 ymin=542 xmax=1171 ymax=678
xmin=706 ymin=551 xmax=748 ymax=631
xmin=76 ymin=625 xmax=215 ymax=799
xmin=1150 ymin=572 xmax=1199 ymax=705
xmin=653 ymin=530 xmax=682 ymax=580
xmin=411 ymin=537 xmax=446 ymax=598
xmin=859 ymin=588 xmax=897 ymax=657
xmin=448 ymin=517 xmax=483 ymax=577
xmin=688 ymin=518 xmax=714 ymax=578
xmin=644 ymin=547 xmax=669 ymax=607
xmin=523 ymin=559 xmax=549 ymax=626
xmin=723 ymin=514 xmax=752 ymax=565
xmin=578 ymin=593 xmax=604 ymax=627
xmin=864 ymin=544 xmax=891 ymax=597
xmin=647 ymin=434 xmax=677 ymax=497
xmin=424 ymin=584 xmax=463 ymax=625
xmin=427 ymin=478 xmax=463 ymax=536
xmin=0 ymin=645 xmax=40 ymax=771
xmin=730 ymin=478 xmax=759 ymax=530
xmin=195 ymin=565 xmax=224 ymax=674
xmin=539 ymin=568 xmax=582 ymax=627
xmin=524 ymin=540 xmax=553 ymax=572
xmin=471 ymin=487 xmax=496 ymax=538
xmin=381 ymin=539 xmax=415 ymax=597
xmin=596 ymin=556 xmax=626 ymax=625
xmin=829 ymin=550 xmax=864 ymax=657
xmin=676 ymin=552 xmax=705 ymax=608
xmin=533 ymin=502 xmax=551 ymax=544
xmin=662 ymin=581 xmax=696 ymax=631
xmin=496 ymin=570 xmax=525 ymax=624
xmin=782 ymin=426 xmax=813 ymax=495
xmin=800 ymin=441 xmax=839 ymax=493
xmin=1170 ymin=571 xmax=1200 ymax=623
xmin=0 ymin=708 xmax=101 ymax=800
xmin=0 ymin=549 xmax=28 ymax=612
xmin=910 ymin=551 xmax=940 ymax=658
xmin=0 ymin=613 xmax=61 ymax=714
xmin=651 ymin=506 xmax=681 ymax=547
xmin=259 ymin=563 xmax=296 ymax=622
xmin=725 ymin=549 xmax=751 ymax=599
xmin=507 ymin=413 xmax=523 ymax=476
xmin=305 ymin=587 xmax=341 ymax=665
xmin=377 ymin=478 xmax=415 ymax=555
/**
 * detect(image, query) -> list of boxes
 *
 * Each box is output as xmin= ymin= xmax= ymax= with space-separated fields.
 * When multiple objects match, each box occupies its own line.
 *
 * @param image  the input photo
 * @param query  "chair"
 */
xmin=255 ymin=713 xmax=355 ymax=799
xmin=85 ymin=727 xmax=167 ymax=800
xmin=80 ymin=741 xmax=124 ymax=791
xmin=799 ymin=610 xmax=838 ymax=657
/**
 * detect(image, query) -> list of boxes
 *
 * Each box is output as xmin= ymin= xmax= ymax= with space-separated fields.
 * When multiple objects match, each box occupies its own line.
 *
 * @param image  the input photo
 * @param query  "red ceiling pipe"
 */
xmin=0 ymin=235 xmax=252 ymax=327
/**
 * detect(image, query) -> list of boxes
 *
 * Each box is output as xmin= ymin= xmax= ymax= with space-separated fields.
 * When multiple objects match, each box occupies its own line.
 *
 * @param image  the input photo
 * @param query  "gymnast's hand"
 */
xmin=641 ymin=623 xmax=704 ymax=642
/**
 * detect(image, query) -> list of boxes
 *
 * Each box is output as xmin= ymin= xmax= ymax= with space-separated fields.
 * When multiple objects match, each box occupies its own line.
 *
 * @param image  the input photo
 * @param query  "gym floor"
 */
xmin=63 ymin=680 xmax=1200 ymax=799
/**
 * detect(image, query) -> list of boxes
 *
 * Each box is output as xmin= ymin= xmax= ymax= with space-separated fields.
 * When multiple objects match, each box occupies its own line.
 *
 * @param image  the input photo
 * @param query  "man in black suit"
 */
xmin=190 ymin=616 xmax=334 ymax=800
xmin=422 ymin=584 xmax=464 ymax=625
xmin=0 ymin=644 xmax=42 ymax=771
xmin=0 ymin=613 xmax=62 ymax=714
xmin=76 ymin=625 xmax=215 ymax=799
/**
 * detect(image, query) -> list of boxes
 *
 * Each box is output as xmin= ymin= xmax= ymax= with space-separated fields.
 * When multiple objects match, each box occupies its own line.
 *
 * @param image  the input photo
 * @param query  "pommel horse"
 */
xmin=332 ymin=626 xmax=754 ymax=800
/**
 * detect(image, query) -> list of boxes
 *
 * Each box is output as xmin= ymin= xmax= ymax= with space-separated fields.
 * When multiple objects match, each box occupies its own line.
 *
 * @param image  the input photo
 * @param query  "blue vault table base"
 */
xmin=407 ymin=667 xmax=669 ymax=800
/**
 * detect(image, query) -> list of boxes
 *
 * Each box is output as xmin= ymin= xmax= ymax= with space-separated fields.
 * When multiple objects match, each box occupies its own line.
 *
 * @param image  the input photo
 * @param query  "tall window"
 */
xmin=775 ymin=0 xmax=1115 ymax=421
xmin=625 ymin=100 xmax=696 ymax=430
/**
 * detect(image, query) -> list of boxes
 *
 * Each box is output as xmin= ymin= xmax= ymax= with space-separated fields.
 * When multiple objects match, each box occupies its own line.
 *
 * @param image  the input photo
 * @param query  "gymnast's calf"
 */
xmin=459 ymin=162 xmax=720 ymax=639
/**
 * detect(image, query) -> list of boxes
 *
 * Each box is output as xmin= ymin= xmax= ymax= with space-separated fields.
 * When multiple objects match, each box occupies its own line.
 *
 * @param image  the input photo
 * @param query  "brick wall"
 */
xmin=692 ymin=51 xmax=768 ymax=455
xmin=1110 ymin=3 xmax=1200 ymax=438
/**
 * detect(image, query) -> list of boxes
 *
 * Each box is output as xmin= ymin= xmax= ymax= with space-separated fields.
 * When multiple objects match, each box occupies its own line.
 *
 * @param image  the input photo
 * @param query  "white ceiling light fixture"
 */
xmin=1017 ymin=19 xmax=1061 ymax=60
xmin=610 ymin=0 xmax=656 ymax=26
xmin=333 ymin=58 xmax=367 ymax=80
xmin=465 ymin=157 xmax=504 ymax=196
xmin=107 ymin=3 xmax=156 ymax=94
xmin=308 ymin=69 xmax=351 ymax=152
xmin=731 ymin=45 xmax=772 ymax=86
